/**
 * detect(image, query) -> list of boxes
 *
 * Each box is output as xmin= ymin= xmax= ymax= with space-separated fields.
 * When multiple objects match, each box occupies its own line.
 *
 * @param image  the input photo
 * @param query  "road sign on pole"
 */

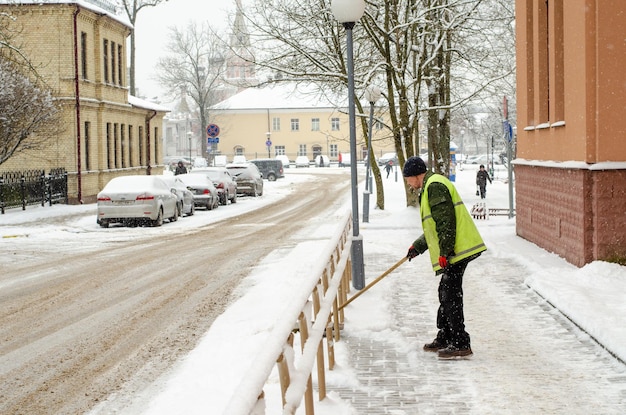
xmin=206 ymin=124 xmax=220 ymax=138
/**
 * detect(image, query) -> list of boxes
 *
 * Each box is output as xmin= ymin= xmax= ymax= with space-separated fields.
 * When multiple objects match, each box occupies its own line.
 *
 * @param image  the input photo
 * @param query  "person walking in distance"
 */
xmin=476 ymin=164 xmax=492 ymax=199
xmin=384 ymin=160 xmax=393 ymax=178
xmin=174 ymin=161 xmax=187 ymax=175
xmin=403 ymin=156 xmax=487 ymax=359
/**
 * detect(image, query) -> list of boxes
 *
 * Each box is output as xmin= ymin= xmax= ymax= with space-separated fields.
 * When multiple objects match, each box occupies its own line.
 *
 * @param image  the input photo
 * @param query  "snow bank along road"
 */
xmin=0 ymin=172 xmax=350 ymax=415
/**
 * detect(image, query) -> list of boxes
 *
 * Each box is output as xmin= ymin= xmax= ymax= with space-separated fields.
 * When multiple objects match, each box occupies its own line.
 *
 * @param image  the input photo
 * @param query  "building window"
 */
xmin=311 ymin=118 xmax=320 ymax=131
xmin=275 ymin=145 xmax=285 ymax=156
xmin=298 ymin=144 xmax=307 ymax=156
xmin=114 ymin=123 xmax=119 ymax=168
xmin=235 ymin=146 xmax=244 ymax=155
xmin=272 ymin=117 xmax=280 ymax=131
xmin=291 ymin=118 xmax=300 ymax=132
xmin=128 ymin=125 xmax=133 ymax=167
xmin=84 ymin=121 xmax=90 ymax=170
xmin=103 ymin=39 xmax=109 ymax=83
xmin=330 ymin=144 xmax=338 ymax=158
xmin=106 ymin=122 xmax=112 ymax=169
xmin=139 ymin=126 xmax=144 ymax=166
xmin=331 ymin=117 xmax=340 ymax=131
xmin=117 ymin=44 xmax=123 ymax=86
xmin=154 ymin=127 xmax=159 ymax=162
xmin=121 ymin=124 xmax=126 ymax=168
xmin=375 ymin=120 xmax=383 ymax=130
xmin=111 ymin=41 xmax=116 ymax=85
xmin=80 ymin=32 xmax=88 ymax=80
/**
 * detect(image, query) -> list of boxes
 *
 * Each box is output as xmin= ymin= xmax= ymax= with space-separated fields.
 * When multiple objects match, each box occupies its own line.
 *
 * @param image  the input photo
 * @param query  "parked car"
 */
xmin=466 ymin=154 xmax=498 ymax=165
xmin=295 ymin=156 xmax=310 ymax=168
xmin=275 ymin=155 xmax=290 ymax=169
xmin=232 ymin=155 xmax=247 ymax=164
xmin=226 ymin=163 xmax=264 ymax=197
xmin=96 ymin=175 xmax=178 ymax=228
xmin=213 ymin=155 xmax=228 ymax=167
xmin=175 ymin=173 xmax=219 ymax=210
xmin=160 ymin=175 xmax=195 ymax=216
xmin=249 ymin=158 xmax=284 ymax=181
xmin=190 ymin=167 xmax=237 ymax=205
xmin=378 ymin=152 xmax=398 ymax=166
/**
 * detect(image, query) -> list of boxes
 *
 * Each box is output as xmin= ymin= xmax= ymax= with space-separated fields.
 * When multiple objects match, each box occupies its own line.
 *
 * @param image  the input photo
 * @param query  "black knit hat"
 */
xmin=402 ymin=156 xmax=427 ymax=177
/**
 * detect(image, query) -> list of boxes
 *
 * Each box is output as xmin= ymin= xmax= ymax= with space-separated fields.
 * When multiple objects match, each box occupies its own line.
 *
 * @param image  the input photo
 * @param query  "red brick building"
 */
xmin=514 ymin=0 xmax=626 ymax=266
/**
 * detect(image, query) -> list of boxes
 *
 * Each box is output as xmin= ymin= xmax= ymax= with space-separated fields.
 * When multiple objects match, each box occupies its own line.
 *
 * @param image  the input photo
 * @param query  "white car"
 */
xmin=96 ymin=175 xmax=179 ymax=228
xmin=295 ymin=156 xmax=310 ymax=168
xmin=275 ymin=155 xmax=290 ymax=169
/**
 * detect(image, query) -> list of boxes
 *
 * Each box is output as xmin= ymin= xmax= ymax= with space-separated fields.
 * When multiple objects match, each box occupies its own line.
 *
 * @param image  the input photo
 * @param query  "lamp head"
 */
xmin=331 ymin=0 xmax=365 ymax=23
xmin=364 ymin=85 xmax=381 ymax=103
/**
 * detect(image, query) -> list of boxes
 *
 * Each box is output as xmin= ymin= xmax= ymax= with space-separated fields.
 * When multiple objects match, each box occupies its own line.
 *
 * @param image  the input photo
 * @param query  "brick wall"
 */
xmin=516 ymin=164 xmax=626 ymax=266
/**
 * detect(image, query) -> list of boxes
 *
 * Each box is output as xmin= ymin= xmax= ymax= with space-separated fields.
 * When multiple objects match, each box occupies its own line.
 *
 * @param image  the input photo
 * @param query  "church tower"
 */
xmin=225 ymin=0 xmax=258 ymax=92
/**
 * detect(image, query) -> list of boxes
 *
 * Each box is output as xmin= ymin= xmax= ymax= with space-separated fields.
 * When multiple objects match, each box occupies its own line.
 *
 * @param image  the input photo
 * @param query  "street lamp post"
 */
xmin=332 ymin=0 xmax=366 ymax=290
xmin=363 ymin=85 xmax=381 ymax=223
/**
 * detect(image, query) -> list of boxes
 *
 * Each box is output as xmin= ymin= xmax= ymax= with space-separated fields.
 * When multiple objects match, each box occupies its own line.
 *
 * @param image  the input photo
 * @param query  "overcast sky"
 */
xmin=132 ymin=0 xmax=233 ymax=100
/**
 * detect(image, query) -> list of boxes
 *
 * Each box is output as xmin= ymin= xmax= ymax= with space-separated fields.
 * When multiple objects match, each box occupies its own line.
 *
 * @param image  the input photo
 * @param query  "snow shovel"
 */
xmin=338 ymin=256 xmax=408 ymax=311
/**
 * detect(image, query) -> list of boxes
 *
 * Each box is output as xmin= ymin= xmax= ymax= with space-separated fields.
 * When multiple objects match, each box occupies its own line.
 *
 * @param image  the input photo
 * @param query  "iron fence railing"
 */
xmin=0 ymin=168 xmax=68 ymax=214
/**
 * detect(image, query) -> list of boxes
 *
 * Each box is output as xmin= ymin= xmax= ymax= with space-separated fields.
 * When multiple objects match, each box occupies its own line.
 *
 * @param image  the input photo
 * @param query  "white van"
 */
xmin=213 ymin=155 xmax=227 ymax=167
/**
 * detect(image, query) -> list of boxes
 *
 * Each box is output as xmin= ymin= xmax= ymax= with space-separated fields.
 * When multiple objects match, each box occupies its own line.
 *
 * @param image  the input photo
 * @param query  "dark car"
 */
xmin=175 ymin=173 xmax=219 ymax=210
xmin=189 ymin=168 xmax=238 ymax=205
xmin=248 ymin=158 xmax=284 ymax=181
xmin=226 ymin=163 xmax=264 ymax=197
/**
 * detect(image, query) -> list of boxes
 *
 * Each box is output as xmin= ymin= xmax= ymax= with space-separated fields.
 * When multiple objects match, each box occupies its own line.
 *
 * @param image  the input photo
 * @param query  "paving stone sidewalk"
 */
xmin=332 ymin=249 xmax=626 ymax=414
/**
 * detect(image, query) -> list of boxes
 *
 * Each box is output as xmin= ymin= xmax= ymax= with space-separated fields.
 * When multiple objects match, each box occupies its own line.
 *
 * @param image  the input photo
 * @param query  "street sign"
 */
xmin=206 ymin=124 xmax=220 ymax=138
xmin=266 ymin=140 xmax=272 ymax=147
xmin=207 ymin=137 xmax=220 ymax=144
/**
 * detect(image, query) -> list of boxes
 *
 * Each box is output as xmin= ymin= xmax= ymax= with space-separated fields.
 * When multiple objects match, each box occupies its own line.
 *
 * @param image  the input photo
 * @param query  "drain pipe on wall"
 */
xmin=146 ymin=110 xmax=157 ymax=175
xmin=73 ymin=5 xmax=83 ymax=203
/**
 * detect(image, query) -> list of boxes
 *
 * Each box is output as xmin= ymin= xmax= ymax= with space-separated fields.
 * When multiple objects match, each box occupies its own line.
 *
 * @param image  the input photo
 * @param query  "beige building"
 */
xmin=514 ymin=0 xmax=626 ymax=266
xmin=209 ymin=83 xmax=394 ymax=163
xmin=0 ymin=0 xmax=168 ymax=203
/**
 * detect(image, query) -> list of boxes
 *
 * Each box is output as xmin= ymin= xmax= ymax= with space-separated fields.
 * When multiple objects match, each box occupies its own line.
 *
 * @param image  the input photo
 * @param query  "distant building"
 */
xmin=210 ymin=83 xmax=392 ymax=163
xmin=0 ymin=0 xmax=169 ymax=203
xmin=514 ymin=0 xmax=626 ymax=266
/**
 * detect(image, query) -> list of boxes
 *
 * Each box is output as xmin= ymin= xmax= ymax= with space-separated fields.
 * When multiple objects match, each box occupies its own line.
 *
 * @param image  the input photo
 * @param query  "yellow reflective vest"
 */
xmin=421 ymin=174 xmax=487 ymax=272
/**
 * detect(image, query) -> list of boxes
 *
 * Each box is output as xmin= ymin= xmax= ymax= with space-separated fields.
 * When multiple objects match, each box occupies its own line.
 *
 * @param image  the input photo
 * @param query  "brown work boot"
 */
xmin=423 ymin=339 xmax=448 ymax=352
xmin=437 ymin=345 xmax=473 ymax=359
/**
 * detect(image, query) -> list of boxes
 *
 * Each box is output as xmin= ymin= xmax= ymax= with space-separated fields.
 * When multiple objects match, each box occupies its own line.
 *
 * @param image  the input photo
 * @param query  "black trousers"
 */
xmin=435 ymin=260 xmax=471 ymax=348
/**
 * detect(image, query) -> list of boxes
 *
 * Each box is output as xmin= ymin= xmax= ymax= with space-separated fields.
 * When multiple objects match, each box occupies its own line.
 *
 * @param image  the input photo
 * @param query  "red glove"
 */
xmin=406 ymin=246 xmax=419 ymax=261
xmin=438 ymin=256 xmax=448 ymax=268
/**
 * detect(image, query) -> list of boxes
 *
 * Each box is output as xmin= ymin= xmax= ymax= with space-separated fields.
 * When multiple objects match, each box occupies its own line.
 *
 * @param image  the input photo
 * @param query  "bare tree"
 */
xmin=156 ymin=22 xmax=227 ymax=156
xmin=116 ymin=0 xmax=170 ymax=96
xmin=0 ymin=58 xmax=63 ymax=166
xmin=234 ymin=0 xmax=515 ymax=207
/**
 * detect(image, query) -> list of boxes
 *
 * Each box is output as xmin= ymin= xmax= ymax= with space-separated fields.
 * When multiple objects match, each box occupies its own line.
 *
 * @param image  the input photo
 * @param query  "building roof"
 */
xmin=0 ymin=0 xmax=132 ymax=29
xmin=212 ymin=83 xmax=343 ymax=111
xmin=129 ymin=95 xmax=170 ymax=113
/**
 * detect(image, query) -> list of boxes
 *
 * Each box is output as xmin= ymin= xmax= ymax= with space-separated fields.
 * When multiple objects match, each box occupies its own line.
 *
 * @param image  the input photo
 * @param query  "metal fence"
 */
xmin=0 ymin=168 xmax=68 ymax=214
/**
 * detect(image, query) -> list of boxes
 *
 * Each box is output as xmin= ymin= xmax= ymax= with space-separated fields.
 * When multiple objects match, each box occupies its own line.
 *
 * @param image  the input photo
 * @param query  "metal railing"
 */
xmin=224 ymin=211 xmax=353 ymax=415
xmin=0 ymin=168 xmax=68 ymax=214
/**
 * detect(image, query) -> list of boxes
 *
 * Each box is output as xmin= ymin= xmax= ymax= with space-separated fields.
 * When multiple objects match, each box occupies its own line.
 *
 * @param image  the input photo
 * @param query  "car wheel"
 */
xmin=252 ymin=184 xmax=259 ymax=197
xmin=230 ymin=192 xmax=237 ymax=204
xmin=152 ymin=208 xmax=163 ymax=227
xmin=267 ymin=173 xmax=276 ymax=181
xmin=177 ymin=202 xmax=183 ymax=217
xmin=206 ymin=200 xmax=212 ymax=210
xmin=170 ymin=206 xmax=179 ymax=222
xmin=220 ymin=193 xmax=227 ymax=205
xmin=98 ymin=219 xmax=109 ymax=228
xmin=188 ymin=204 xmax=195 ymax=216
